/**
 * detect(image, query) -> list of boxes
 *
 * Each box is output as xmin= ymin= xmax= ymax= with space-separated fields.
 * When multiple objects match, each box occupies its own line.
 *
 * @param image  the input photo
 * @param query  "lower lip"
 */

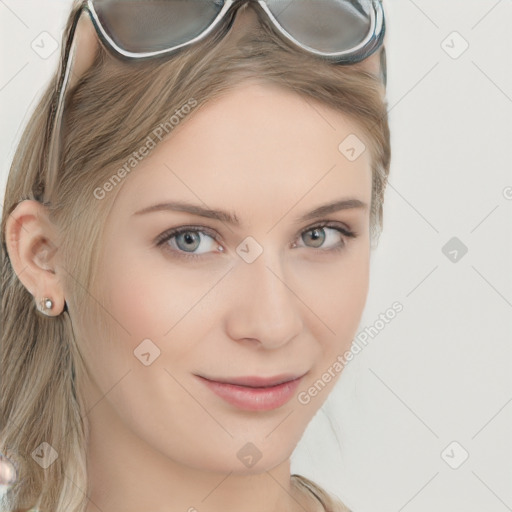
xmin=197 ymin=376 xmax=303 ymax=411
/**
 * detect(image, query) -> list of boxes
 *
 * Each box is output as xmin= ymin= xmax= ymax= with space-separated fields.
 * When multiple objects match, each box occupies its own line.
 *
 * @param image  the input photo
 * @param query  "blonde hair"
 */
xmin=0 ymin=1 xmax=390 ymax=510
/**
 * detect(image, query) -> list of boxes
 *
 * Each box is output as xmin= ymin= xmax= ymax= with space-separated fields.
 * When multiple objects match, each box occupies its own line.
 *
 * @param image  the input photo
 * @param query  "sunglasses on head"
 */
xmin=42 ymin=0 xmax=386 ymax=203
xmin=87 ymin=0 xmax=386 ymax=62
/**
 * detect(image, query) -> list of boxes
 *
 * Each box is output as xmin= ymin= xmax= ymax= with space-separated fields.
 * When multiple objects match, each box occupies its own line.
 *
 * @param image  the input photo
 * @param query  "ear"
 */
xmin=5 ymin=200 xmax=66 ymax=316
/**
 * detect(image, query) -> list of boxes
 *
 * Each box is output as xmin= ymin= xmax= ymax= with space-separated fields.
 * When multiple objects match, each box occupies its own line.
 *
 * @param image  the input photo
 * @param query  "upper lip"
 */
xmin=196 ymin=373 xmax=306 ymax=388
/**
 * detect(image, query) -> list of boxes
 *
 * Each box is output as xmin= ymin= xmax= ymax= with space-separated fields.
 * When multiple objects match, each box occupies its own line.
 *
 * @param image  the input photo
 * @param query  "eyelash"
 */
xmin=154 ymin=221 xmax=357 ymax=262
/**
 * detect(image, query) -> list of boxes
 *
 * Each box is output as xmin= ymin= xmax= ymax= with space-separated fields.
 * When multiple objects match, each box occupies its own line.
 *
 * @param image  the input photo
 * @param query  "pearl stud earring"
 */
xmin=38 ymin=297 xmax=54 ymax=315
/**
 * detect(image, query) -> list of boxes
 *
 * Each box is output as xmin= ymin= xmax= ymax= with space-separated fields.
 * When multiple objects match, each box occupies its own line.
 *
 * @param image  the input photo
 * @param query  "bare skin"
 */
xmin=5 ymin=5 xmax=381 ymax=512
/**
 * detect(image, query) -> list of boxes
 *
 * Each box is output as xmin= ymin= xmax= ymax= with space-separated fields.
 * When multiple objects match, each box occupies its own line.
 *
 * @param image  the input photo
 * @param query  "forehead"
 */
xmin=112 ymin=80 xmax=373 ymax=222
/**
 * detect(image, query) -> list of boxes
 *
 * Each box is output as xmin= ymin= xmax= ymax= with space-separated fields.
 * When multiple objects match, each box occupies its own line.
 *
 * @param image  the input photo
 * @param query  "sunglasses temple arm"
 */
xmin=44 ymin=6 xmax=83 ymax=204
xmin=380 ymin=45 xmax=387 ymax=88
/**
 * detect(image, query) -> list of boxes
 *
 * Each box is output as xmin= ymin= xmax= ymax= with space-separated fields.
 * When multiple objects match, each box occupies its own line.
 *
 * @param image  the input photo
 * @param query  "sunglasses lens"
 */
xmin=93 ymin=0 xmax=225 ymax=54
xmin=266 ymin=0 xmax=374 ymax=54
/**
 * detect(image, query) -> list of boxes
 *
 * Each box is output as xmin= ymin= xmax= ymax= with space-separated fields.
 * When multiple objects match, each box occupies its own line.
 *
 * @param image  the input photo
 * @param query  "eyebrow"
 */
xmin=132 ymin=198 xmax=367 ymax=226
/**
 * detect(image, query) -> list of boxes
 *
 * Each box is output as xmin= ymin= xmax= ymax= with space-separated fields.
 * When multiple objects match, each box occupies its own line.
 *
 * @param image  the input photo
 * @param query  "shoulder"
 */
xmin=291 ymin=473 xmax=353 ymax=512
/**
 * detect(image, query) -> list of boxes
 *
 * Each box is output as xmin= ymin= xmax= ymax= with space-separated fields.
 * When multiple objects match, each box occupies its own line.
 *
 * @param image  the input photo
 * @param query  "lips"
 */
xmin=199 ymin=374 xmax=304 ymax=388
xmin=195 ymin=373 xmax=305 ymax=411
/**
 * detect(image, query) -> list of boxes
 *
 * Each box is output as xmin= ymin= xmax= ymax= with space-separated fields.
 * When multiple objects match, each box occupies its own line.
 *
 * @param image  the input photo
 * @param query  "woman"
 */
xmin=1 ymin=1 xmax=391 ymax=511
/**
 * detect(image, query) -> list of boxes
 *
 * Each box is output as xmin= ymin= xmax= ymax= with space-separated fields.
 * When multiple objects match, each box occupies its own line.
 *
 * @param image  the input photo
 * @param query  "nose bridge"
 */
xmin=231 ymin=0 xmax=259 ymax=7
xmin=251 ymin=245 xmax=289 ymax=305
xmin=228 ymin=0 xmax=260 ymax=13
xmin=226 ymin=239 xmax=303 ymax=347
xmin=228 ymin=0 xmax=269 ymax=21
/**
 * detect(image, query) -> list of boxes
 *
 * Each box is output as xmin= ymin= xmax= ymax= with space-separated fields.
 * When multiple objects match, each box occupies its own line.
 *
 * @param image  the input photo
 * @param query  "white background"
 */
xmin=1 ymin=1 xmax=511 ymax=511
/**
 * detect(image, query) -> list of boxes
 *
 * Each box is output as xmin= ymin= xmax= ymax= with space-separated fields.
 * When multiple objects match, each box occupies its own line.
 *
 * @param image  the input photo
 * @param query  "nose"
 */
xmin=223 ymin=248 xmax=303 ymax=350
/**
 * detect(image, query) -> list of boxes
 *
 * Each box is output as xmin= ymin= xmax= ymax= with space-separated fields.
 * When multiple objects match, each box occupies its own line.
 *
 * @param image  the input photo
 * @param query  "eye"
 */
xmin=155 ymin=221 xmax=357 ymax=261
xmin=292 ymin=222 xmax=356 ymax=253
xmin=155 ymin=226 xmax=220 ymax=261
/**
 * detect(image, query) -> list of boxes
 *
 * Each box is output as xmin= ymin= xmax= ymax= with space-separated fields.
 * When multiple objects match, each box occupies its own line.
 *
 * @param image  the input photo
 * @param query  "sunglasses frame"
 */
xmin=86 ymin=0 xmax=385 ymax=62
xmin=42 ymin=0 xmax=386 ymax=203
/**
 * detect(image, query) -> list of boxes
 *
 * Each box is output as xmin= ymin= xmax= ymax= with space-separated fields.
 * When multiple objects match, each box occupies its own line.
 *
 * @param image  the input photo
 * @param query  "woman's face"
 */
xmin=75 ymin=80 xmax=372 ymax=474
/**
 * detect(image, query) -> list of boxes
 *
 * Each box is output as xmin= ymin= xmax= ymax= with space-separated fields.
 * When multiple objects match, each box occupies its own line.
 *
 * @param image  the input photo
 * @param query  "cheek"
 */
xmin=95 ymin=232 xmax=369 ymax=370
xmin=99 ymin=244 xmax=222 ymax=357
xmin=104 ymin=239 xmax=369 ymax=335
xmin=302 ymin=246 xmax=370 ymax=354
xmin=336 ymin=253 xmax=369 ymax=329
